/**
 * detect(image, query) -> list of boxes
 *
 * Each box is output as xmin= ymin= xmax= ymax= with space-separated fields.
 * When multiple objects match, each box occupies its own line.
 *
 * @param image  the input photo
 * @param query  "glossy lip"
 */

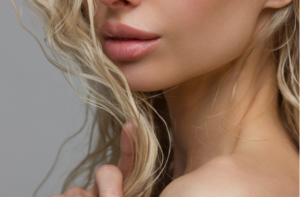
xmin=100 ymin=22 xmax=161 ymax=61
xmin=100 ymin=22 xmax=160 ymax=40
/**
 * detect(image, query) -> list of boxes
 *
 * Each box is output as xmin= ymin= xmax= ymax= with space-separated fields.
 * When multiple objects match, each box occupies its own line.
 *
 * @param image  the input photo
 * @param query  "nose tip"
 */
xmin=100 ymin=0 xmax=140 ymax=9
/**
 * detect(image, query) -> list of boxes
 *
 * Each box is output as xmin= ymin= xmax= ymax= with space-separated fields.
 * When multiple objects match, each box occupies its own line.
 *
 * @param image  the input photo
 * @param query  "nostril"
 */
xmin=123 ymin=0 xmax=129 ymax=5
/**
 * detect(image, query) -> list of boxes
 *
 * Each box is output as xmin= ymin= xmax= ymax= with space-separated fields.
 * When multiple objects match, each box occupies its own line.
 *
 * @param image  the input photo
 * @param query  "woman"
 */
xmin=13 ymin=0 xmax=299 ymax=196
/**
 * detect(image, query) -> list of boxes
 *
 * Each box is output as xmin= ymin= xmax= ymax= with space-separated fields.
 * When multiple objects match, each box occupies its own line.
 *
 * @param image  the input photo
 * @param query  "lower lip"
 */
xmin=103 ymin=38 xmax=161 ymax=61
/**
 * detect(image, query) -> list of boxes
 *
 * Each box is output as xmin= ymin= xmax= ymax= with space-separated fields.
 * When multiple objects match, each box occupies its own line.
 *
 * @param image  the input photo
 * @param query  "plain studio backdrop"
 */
xmin=0 ymin=1 xmax=94 ymax=196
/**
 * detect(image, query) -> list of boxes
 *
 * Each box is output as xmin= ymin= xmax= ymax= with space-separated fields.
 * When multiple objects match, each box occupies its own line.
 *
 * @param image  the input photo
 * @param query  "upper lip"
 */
xmin=100 ymin=22 xmax=160 ymax=40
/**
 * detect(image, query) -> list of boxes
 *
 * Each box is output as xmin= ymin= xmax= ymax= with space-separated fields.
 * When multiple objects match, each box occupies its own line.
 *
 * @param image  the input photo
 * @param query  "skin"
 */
xmin=50 ymin=0 xmax=299 ymax=196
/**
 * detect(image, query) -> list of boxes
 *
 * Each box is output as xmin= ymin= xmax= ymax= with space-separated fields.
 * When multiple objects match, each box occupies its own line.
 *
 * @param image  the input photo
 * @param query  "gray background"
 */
xmin=1 ymin=1 xmax=93 ymax=196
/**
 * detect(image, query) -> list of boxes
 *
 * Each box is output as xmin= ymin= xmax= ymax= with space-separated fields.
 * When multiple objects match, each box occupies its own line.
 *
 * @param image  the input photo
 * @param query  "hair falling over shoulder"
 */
xmin=11 ymin=0 xmax=299 ymax=197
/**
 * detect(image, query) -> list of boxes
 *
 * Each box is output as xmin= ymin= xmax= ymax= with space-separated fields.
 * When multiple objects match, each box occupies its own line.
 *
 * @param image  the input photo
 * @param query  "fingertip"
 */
xmin=95 ymin=165 xmax=123 ymax=196
xmin=96 ymin=164 xmax=123 ymax=179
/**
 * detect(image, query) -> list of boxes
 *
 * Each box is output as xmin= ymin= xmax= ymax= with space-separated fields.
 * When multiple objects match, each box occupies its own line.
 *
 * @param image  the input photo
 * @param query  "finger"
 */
xmin=62 ymin=186 xmax=88 ymax=197
xmin=117 ymin=121 xmax=137 ymax=180
xmin=88 ymin=165 xmax=123 ymax=197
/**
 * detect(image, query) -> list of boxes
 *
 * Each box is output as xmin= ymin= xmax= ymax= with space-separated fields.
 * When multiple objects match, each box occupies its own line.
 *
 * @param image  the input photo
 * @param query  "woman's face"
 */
xmin=84 ymin=0 xmax=265 ymax=92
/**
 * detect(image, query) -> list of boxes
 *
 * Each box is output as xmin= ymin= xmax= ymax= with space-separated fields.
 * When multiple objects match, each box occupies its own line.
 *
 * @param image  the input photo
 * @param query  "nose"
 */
xmin=99 ymin=0 xmax=140 ymax=9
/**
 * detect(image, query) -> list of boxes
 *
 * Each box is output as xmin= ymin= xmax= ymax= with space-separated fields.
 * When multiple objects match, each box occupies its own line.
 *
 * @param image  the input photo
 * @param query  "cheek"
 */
xmin=83 ymin=0 xmax=107 ymax=28
xmin=160 ymin=0 xmax=260 ymax=73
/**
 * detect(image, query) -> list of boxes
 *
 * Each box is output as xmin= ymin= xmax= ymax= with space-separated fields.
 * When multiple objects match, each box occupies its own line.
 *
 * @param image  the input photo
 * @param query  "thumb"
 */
xmin=118 ymin=121 xmax=137 ymax=180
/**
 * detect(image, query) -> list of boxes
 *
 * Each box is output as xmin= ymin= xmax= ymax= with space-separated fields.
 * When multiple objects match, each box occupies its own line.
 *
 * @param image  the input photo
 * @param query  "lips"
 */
xmin=100 ymin=22 xmax=161 ymax=61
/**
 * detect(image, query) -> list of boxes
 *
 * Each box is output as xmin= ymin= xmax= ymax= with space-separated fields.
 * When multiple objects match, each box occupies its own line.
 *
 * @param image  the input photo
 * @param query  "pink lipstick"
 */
xmin=100 ymin=22 xmax=161 ymax=61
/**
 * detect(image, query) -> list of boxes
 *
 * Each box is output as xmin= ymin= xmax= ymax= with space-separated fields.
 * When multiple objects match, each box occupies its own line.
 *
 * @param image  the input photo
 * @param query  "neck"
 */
xmin=163 ymin=43 xmax=293 ymax=179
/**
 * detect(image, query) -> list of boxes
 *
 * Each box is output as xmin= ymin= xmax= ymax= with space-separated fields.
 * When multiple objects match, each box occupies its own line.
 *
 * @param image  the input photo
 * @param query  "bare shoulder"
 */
xmin=160 ymin=155 xmax=299 ymax=197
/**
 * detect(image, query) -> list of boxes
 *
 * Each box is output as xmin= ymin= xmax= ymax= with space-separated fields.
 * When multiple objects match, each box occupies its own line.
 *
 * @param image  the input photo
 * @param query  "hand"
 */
xmin=48 ymin=121 xmax=137 ymax=197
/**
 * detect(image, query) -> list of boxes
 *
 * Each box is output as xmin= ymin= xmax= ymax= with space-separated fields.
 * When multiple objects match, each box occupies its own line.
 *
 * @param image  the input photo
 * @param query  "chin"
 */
xmin=126 ymin=78 xmax=166 ymax=92
xmin=114 ymin=63 xmax=165 ymax=93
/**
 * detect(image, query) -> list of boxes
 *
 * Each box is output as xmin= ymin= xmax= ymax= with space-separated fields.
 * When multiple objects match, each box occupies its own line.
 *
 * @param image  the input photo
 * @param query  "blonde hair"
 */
xmin=12 ymin=0 xmax=298 ymax=197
